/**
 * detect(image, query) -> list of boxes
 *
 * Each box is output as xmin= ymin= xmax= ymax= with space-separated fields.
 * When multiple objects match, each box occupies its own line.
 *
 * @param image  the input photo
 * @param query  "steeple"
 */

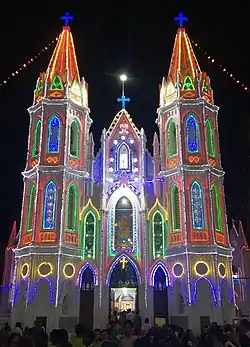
xmin=34 ymin=13 xmax=88 ymax=108
xmin=159 ymin=13 xmax=214 ymax=107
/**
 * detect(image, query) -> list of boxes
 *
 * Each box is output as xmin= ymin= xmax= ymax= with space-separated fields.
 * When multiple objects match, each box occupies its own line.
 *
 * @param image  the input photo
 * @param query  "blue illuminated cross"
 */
xmin=117 ymin=95 xmax=130 ymax=109
xmin=60 ymin=12 xmax=74 ymax=26
xmin=174 ymin=12 xmax=188 ymax=28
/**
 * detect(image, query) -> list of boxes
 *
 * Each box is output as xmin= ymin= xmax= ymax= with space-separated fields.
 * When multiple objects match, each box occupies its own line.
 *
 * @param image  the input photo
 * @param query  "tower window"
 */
xmin=66 ymin=183 xmax=79 ymax=232
xmin=114 ymin=196 xmax=134 ymax=251
xmin=83 ymin=211 xmax=96 ymax=259
xmin=190 ymin=180 xmax=205 ymax=229
xmin=186 ymin=114 xmax=199 ymax=153
xmin=171 ymin=184 xmax=180 ymax=231
xmin=47 ymin=115 xmax=61 ymax=153
xmin=43 ymin=181 xmax=57 ymax=230
xmin=26 ymin=184 xmax=36 ymax=233
xmin=118 ymin=143 xmax=130 ymax=170
xmin=167 ymin=119 xmax=177 ymax=157
xmin=152 ymin=211 xmax=165 ymax=258
xmin=70 ymin=119 xmax=80 ymax=157
xmin=32 ymin=119 xmax=41 ymax=158
xmin=205 ymin=119 xmax=216 ymax=157
xmin=211 ymin=183 xmax=222 ymax=233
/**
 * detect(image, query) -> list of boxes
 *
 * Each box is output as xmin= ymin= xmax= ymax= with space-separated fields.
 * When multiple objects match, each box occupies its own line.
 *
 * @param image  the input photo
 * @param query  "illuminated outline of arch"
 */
xmin=13 ymin=280 xmax=28 ymax=305
xmin=77 ymin=263 xmax=98 ymax=286
xmin=83 ymin=211 xmax=97 ymax=259
xmin=32 ymin=119 xmax=42 ymax=158
xmin=69 ymin=118 xmax=81 ymax=158
xmin=117 ymin=142 xmax=130 ymax=171
xmin=47 ymin=114 xmax=61 ymax=153
xmin=167 ymin=119 xmax=177 ymax=157
xmin=26 ymin=184 xmax=36 ymax=233
xmin=171 ymin=183 xmax=181 ymax=231
xmin=190 ymin=179 xmax=205 ymax=229
xmin=185 ymin=114 xmax=199 ymax=153
xmin=66 ymin=183 xmax=79 ymax=232
xmin=59 ymin=279 xmax=78 ymax=305
xmin=205 ymin=118 xmax=216 ymax=157
xmin=42 ymin=180 xmax=57 ymax=230
xmin=193 ymin=277 xmax=217 ymax=305
xmin=50 ymin=75 xmax=63 ymax=90
xmin=152 ymin=211 xmax=165 ymax=259
xmin=106 ymin=254 xmax=141 ymax=285
xmin=219 ymin=278 xmax=234 ymax=304
xmin=171 ymin=278 xmax=189 ymax=304
xmin=108 ymin=186 xmax=139 ymax=256
xmin=30 ymin=278 xmax=54 ymax=304
xmin=150 ymin=261 xmax=170 ymax=287
xmin=211 ymin=182 xmax=223 ymax=232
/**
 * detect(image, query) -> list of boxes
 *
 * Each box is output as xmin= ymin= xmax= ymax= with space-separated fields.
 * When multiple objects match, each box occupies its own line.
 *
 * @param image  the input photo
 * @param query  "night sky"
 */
xmin=0 ymin=3 xmax=249 ymax=273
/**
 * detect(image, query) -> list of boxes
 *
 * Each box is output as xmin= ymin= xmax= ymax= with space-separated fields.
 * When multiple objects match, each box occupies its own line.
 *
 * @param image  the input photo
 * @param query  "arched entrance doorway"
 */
xmin=153 ymin=264 xmax=169 ymax=326
xmin=108 ymin=256 xmax=139 ymax=317
xmin=79 ymin=266 xmax=95 ymax=330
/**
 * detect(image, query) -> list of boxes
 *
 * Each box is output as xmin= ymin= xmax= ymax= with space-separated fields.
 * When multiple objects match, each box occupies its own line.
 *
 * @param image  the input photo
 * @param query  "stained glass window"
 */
xmin=171 ymin=184 xmax=180 ymax=231
xmin=205 ymin=119 xmax=216 ymax=157
xmin=43 ymin=181 xmax=57 ymax=229
xmin=83 ymin=212 xmax=96 ymax=259
xmin=32 ymin=119 xmax=41 ymax=158
xmin=167 ymin=119 xmax=177 ymax=157
xmin=186 ymin=114 xmax=199 ymax=153
xmin=211 ymin=183 xmax=222 ymax=232
xmin=190 ymin=180 xmax=205 ymax=229
xmin=114 ymin=197 xmax=133 ymax=251
xmin=48 ymin=115 xmax=60 ymax=153
xmin=70 ymin=119 xmax=80 ymax=157
xmin=118 ymin=143 xmax=130 ymax=170
xmin=66 ymin=184 xmax=78 ymax=232
xmin=153 ymin=212 xmax=164 ymax=258
xmin=182 ymin=76 xmax=195 ymax=91
xmin=26 ymin=184 xmax=36 ymax=233
xmin=51 ymin=75 xmax=63 ymax=90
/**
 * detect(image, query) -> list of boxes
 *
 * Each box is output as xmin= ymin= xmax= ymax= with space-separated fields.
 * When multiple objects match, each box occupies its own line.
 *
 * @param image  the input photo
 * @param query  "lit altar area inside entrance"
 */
xmin=110 ymin=287 xmax=137 ymax=312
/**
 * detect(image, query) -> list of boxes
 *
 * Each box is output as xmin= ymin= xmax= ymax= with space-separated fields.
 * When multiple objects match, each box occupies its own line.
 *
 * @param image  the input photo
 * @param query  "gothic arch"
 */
xmin=205 ymin=118 xmax=216 ymax=157
xmin=220 ymin=278 xmax=233 ymax=304
xmin=106 ymin=253 xmax=142 ymax=286
xmin=150 ymin=261 xmax=170 ymax=287
xmin=47 ymin=114 xmax=61 ymax=153
xmin=59 ymin=279 xmax=78 ymax=305
xmin=171 ymin=279 xmax=189 ymax=304
xmin=43 ymin=180 xmax=57 ymax=230
xmin=116 ymin=142 xmax=131 ymax=171
xmin=66 ymin=182 xmax=79 ymax=232
xmin=69 ymin=118 xmax=81 ymax=157
xmin=166 ymin=118 xmax=177 ymax=157
xmin=211 ymin=182 xmax=223 ymax=232
xmin=26 ymin=183 xmax=36 ymax=233
xmin=30 ymin=278 xmax=54 ymax=304
xmin=77 ymin=263 xmax=98 ymax=287
xmin=170 ymin=183 xmax=181 ymax=232
xmin=184 ymin=113 xmax=199 ymax=153
xmin=190 ymin=179 xmax=205 ymax=229
xmin=32 ymin=119 xmax=42 ymax=158
xmin=193 ymin=277 xmax=217 ymax=305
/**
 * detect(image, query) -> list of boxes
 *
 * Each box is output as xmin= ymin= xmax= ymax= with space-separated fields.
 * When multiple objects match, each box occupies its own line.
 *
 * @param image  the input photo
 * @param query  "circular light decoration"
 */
xmin=172 ymin=262 xmax=184 ymax=278
xmin=194 ymin=261 xmax=210 ymax=277
xmin=218 ymin=263 xmax=226 ymax=278
xmin=21 ymin=263 xmax=30 ymax=279
xmin=37 ymin=262 xmax=53 ymax=277
xmin=63 ymin=263 xmax=75 ymax=278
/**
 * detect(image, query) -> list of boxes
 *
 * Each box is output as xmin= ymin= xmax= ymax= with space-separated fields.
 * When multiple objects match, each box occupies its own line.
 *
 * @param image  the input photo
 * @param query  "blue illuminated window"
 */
xmin=186 ymin=114 xmax=199 ymax=153
xmin=190 ymin=180 xmax=205 ymax=229
xmin=43 ymin=181 xmax=57 ymax=229
xmin=117 ymin=143 xmax=130 ymax=171
xmin=47 ymin=115 xmax=61 ymax=153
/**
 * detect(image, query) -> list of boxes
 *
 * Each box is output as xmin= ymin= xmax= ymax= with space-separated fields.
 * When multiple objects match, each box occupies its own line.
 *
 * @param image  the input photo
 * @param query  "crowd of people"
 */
xmin=1 ymin=315 xmax=250 ymax=347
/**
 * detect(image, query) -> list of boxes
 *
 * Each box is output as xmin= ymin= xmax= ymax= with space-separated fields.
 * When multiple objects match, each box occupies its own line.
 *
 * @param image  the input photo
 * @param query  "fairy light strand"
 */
xmin=191 ymin=38 xmax=249 ymax=93
xmin=0 ymin=37 xmax=58 ymax=87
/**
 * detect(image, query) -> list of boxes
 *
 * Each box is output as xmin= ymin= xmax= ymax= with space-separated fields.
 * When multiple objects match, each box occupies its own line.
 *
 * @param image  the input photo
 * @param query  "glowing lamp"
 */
xmin=63 ymin=263 xmax=75 ymax=278
xmin=37 ymin=262 xmax=53 ymax=277
xmin=120 ymin=74 xmax=127 ymax=82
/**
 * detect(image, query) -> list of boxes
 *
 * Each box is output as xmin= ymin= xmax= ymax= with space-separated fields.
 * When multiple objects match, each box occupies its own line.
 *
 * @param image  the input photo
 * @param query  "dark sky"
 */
xmin=0 ymin=3 xmax=249 ymax=271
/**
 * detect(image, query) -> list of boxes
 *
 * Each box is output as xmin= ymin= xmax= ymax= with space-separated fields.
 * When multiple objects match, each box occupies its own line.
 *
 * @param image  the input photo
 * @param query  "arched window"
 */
xmin=167 ymin=119 xmax=177 ymax=157
xmin=114 ymin=196 xmax=134 ymax=251
xmin=211 ymin=183 xmax=222 ymax=232
xmin=171 ymin=184 xmax=180 ymax=231
xmin=83 ymin=212 xmax=96 ymax=259
xmin=118 ymin=143 xmax=130 ymax=170
xmin=51 ymin=75 xmax=63 ymax=90
xmin=205 ymin=119 xmax=216 ymax=157
xmin=32 ymin=119 xmax=41 ymax=158
xmin=66 ymin=184 xmax=79 ymax=232
xmin=153 ymin=211 xmax=165 ymax=258
xmin=70 ymin=119 xmax=80 ymax=157
xmin=190 ymin=180 xmax=205 ymax=229
xmin=43 ymin=181 xmax=57 ymax=229
xmin=186 ymin=114 xmax=199 ymax=153
xmin=47 ymin=115 xmax=61 ymax=153
xmin=26 ymin=184 xmax=36 ymax=232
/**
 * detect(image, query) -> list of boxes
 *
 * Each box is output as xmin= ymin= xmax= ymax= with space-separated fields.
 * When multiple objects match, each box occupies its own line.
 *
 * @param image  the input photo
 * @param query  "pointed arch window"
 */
xmin=167 ymin=119 xmax=177 ymax=157
xmin=211 ymin=183 xmax=222 ymax=232
xmin=171 ymin=184 xmax=180 ymax=231
xmin=43 ymin=181 xmax=57 ymax=229
xmin=26 ymin=184 xmax=36 ymax=233
xmin=118 ymin=143 xmax=130 ymax=170
xmin=153 ymin=211 xmax=165 ymax=259
xmin=83 ymin=212 xmax=96 ymax=259
xmin=186 ymin=114 xmax=199 ymax=153
xmin=205 ymin=119 xmax=216 ymax=157
xmin=48 ymin=115 xmax=61 ymax=153
xmin=114 ymin=196 xmax=134 ymax=251
xmin=66 ymin=184 xmax=79 ymax=232
xmin=182 ymin=76 xmax=195 ymax=91
xmin=32 ymin=119 xmax=41 ymax=158
xmin=51 ymin=75 xmax=63 ymax=90
xmin=190 ymin=180 xmax=205 ymax=229
xmin=70 ymin=119 xmax=80 ymax=157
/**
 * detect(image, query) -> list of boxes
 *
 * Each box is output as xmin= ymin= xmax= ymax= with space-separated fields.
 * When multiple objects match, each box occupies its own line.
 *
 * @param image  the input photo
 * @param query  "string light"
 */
xmin=191 ymin=38 xmax=249 ymax=93
xmin=0 ymin=37 xmax=58 ymax=87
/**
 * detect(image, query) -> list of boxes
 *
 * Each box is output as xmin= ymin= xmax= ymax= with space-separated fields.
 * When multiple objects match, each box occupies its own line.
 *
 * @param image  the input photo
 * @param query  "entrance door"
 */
xmin=109 ymin=257 xmax=139 ymax=317
xmin=153 ymin=266 xmax=169 ymax=326
xmin=79 ymin=267 xmax=94 ymax=330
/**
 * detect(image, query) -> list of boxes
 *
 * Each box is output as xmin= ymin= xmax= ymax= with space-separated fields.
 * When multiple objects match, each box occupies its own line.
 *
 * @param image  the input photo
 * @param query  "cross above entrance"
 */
xmin=120 ymin=256 xmax=128 ymax=269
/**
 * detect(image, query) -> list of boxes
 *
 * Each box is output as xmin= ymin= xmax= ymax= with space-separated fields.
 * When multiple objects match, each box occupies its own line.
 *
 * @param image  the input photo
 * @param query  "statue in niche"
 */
xmin=118 ymin=215 xmax=130 ymax=248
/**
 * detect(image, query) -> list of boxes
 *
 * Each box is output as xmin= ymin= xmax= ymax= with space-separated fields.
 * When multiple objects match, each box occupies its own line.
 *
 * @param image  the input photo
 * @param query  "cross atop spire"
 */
xmin=174 ymin=12 xmax=188 ymax=28
xmin=117 ymin=74 xmax=130 ymax=109
xmin=60 ymin=12 xmax=74 ymax=26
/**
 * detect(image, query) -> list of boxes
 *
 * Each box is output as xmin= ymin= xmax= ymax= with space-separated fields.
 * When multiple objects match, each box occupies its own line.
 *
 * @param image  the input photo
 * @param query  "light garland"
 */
xmin=37 ymin=262 xmax=53 ymax=277
xmin=63 ymin=263 xmax=75 ymax=279
xmin=172 ymin=262 xmax=185 ymax=278
xmin=0 ymin=37 xmax=58 ymax=87
xmin=21 ymin=263 xmax=30 ymax=279
xmin=194 ymin=261 xmax=210 ymax=277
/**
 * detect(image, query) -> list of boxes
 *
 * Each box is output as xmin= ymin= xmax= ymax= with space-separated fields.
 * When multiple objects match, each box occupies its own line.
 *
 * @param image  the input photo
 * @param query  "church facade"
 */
xmin=8 ymin=17 xmax=236 ymax=333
